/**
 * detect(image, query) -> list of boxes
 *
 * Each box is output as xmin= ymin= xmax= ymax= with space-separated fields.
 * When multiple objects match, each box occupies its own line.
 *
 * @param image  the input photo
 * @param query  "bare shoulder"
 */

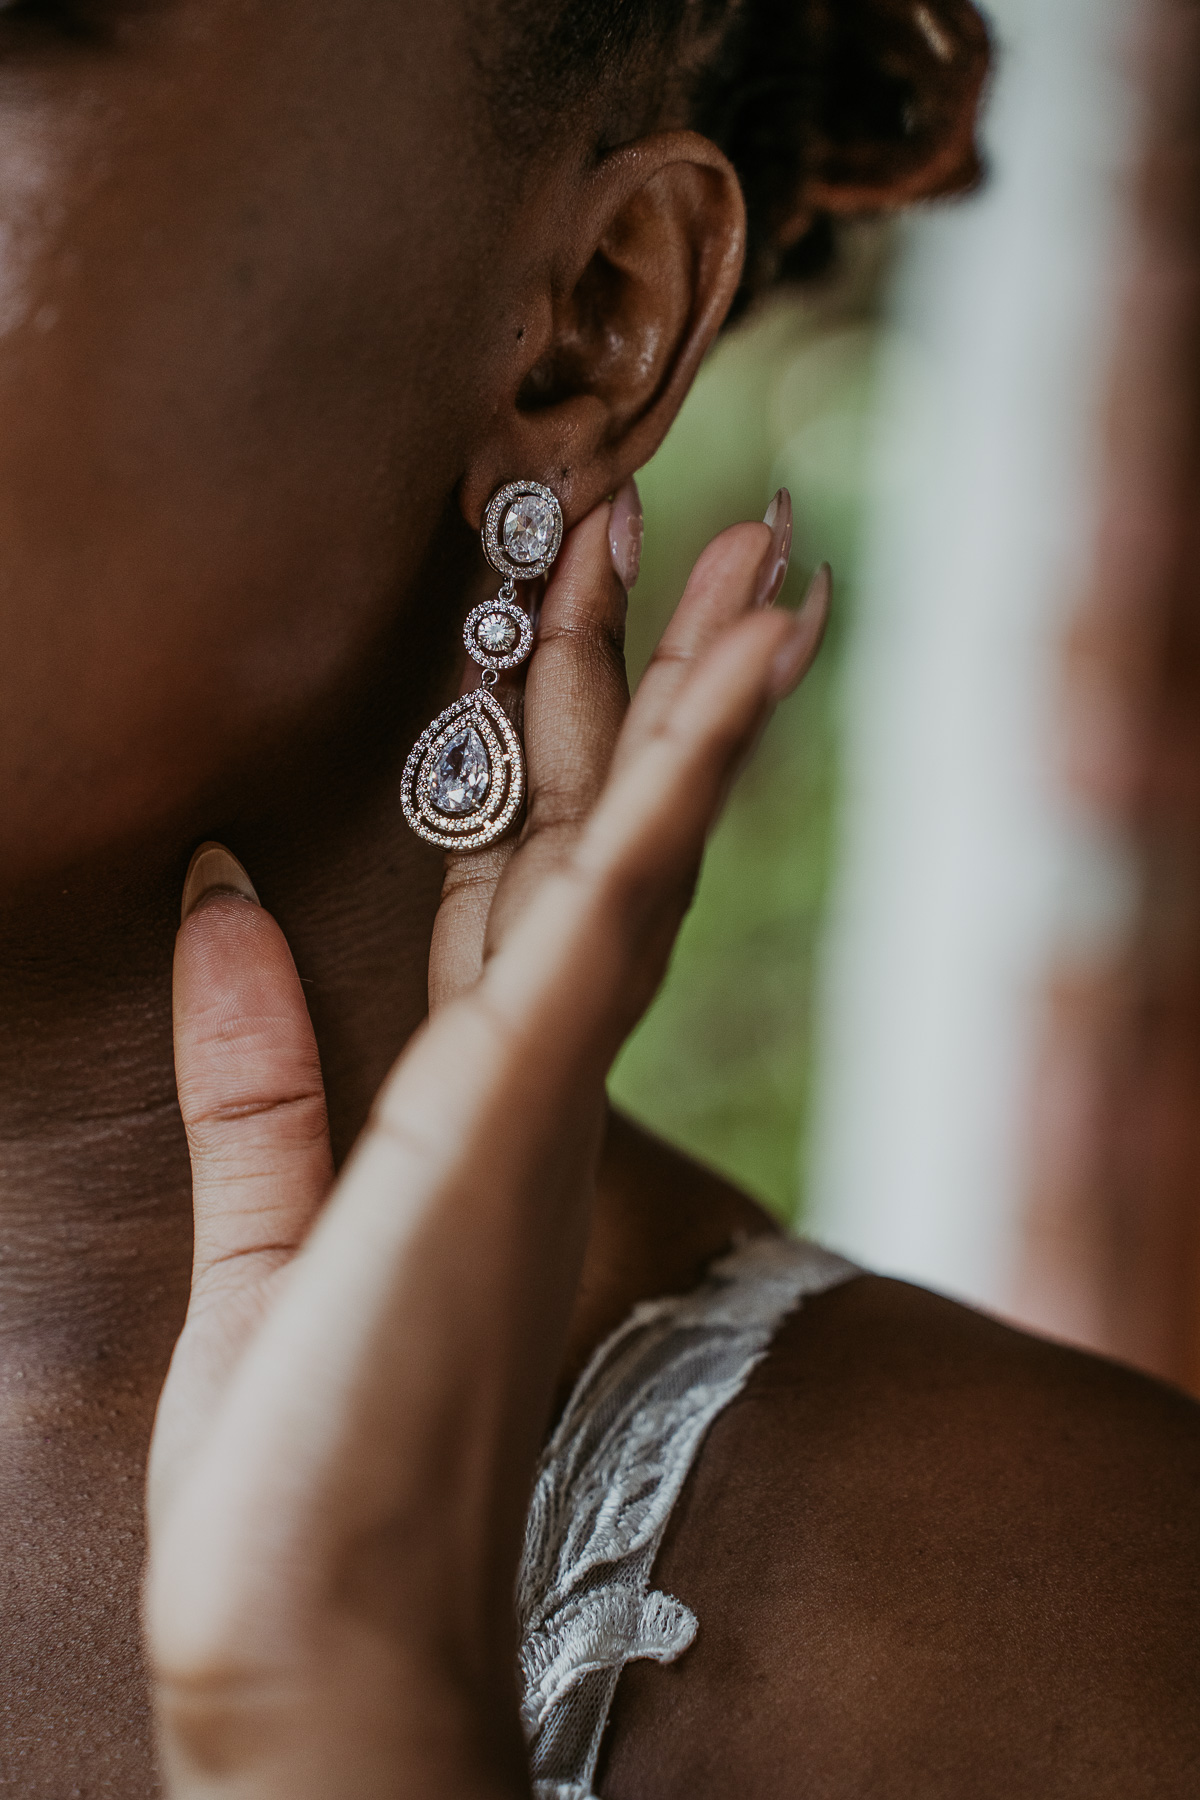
xmin=599 ymin=1272 xmax=1200 ymax=1799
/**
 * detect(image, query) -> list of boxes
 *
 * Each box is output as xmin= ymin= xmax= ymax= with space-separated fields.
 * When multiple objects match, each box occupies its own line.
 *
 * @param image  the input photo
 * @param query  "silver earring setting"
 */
xmin=401 ymin=480 xmax=563 ymax=851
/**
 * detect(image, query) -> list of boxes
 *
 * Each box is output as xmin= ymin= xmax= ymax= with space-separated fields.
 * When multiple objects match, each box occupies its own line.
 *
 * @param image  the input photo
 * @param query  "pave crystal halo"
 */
xmin=463 ymin=596 xmax=534 ymax=673
xmin=483 ymin=480 xmax=564 ymax=581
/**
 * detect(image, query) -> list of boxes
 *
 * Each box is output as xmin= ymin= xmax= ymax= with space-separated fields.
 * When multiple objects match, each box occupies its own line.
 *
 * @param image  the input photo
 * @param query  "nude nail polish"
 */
xmin=609 ymin=477 xmax=644 ymax=592
xmin=180 ymin=841 xmax=260 ymax=923
xmin=769 ymin=564 xmax=832 ymax=698
xmin=755 ymin=488 xmax=793 ymax=608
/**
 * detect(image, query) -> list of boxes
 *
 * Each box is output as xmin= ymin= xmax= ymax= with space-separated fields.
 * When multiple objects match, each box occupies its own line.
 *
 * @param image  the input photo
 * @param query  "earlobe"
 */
xmin=460 ymin=131 xmax=746 ymax=533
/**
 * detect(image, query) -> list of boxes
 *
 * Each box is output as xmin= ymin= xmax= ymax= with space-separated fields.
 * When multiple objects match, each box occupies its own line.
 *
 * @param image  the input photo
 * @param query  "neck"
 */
xmin=0 ymin=812 xmax=444 ymax=1394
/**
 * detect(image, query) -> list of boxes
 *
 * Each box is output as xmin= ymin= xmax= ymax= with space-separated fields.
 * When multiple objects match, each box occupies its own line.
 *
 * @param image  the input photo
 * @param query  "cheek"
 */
xmin=0 ymin=29 xmax=498 ymax=891
xmin=0 ymin=317 xmax=447 ymax=893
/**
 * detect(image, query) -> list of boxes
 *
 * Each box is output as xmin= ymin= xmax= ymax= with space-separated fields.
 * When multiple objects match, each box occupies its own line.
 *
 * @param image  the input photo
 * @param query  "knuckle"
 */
xmin=603 ymin=858 xmax=698 ymax=948
xmin=440 ymin=846 xmax=509 ymax=897
xmin=537 ymin=610 xmax=627 ymax=672
xmin=187 ymin=1245 xmax=293 ymax=1318
xmin=184 ymin=1087 xmax=330 ymax=1155
xmin=525 ymin=775 xmax=593 ymax=839
xmin=645 ymin=642 xmax=695 ymax=675
xmin=152 ymin=1659 xmax=291 ymax=1781
xmin=600 ymin=797 xmax=704 ymax=921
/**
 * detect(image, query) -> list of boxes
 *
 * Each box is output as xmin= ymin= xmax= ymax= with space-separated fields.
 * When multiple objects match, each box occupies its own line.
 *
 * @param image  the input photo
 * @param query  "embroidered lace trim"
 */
xmin=516 ymin=1234 xmax=858 ymax=1800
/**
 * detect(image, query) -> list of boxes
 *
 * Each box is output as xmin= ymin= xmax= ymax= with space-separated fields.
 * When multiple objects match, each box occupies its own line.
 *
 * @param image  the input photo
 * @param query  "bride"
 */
xmin=0 ymin=0 xmax=1196 ymax=1794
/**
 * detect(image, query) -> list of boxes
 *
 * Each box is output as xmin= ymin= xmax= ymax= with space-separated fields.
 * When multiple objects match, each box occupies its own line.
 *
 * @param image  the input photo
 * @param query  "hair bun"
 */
xmin=691 ymin=0 xmax=992 ymax=307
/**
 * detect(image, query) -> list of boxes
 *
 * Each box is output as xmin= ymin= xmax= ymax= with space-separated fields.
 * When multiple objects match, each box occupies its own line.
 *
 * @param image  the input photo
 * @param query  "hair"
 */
xmin=486 ymin=0 xmax=991 ymax=317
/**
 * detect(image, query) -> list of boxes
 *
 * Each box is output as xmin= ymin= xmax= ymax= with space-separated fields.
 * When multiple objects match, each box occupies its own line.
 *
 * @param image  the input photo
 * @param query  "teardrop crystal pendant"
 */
xmin=401 ymin=688 xmax=525 ymax=851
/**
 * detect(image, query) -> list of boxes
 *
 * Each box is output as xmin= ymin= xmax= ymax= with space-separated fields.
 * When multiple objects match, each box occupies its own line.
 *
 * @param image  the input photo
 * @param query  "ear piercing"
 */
xmin=401 ymin=480 xmax=563 ymax=852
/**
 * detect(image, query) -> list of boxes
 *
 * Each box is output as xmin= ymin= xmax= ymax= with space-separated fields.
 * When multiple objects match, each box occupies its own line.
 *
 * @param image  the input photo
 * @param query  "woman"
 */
xmin=0 ymin=0 xmax=1196 ymax=1795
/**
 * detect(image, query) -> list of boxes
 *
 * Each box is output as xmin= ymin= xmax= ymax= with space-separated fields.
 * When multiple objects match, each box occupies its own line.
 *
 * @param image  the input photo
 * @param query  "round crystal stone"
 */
xmin=476 ymin=611 xmax=519 ymax=654
xmin=431 ymin=725 xmax=490 ymax=816
xmin=502 ymin=493 xmax=557 ymax=565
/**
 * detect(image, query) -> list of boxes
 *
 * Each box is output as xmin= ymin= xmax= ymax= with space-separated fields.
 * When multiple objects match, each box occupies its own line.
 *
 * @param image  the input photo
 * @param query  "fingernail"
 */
xmin=181 ymin=841 xmax=260 ymax=924
xmin=609 ymin=477 xmax=644 ymax=592
xmin=768 ymin=563 xmax=832 ymax=698
xmin=754 ymin=487 xmax=793 ymax=608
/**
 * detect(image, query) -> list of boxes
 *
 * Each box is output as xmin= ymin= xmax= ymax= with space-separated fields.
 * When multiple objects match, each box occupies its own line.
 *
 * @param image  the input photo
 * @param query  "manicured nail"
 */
xmin=180 ymin=841 xmax=260 ymax=924
xmin=754 ymin=488 xmax=793 ymax=608
xmin=609 ymin=477 xmax=644 ymax=592
xmin=769 ymin=563 xmax=832 ymax=698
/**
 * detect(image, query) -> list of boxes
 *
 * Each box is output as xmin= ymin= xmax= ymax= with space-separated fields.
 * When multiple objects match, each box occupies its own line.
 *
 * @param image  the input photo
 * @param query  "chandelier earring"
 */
xmin=401 ymin=480 xmax=563 ymax=851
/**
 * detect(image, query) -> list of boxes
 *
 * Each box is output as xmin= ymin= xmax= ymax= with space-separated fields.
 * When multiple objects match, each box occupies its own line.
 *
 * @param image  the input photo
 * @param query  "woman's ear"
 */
xmin=460 ymin=131 xmax=746 ymax=529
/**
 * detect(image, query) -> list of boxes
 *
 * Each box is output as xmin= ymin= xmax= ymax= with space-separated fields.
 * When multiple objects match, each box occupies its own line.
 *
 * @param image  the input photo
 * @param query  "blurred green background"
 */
xmin=607 ymin=233 xmax=890 ymax=1223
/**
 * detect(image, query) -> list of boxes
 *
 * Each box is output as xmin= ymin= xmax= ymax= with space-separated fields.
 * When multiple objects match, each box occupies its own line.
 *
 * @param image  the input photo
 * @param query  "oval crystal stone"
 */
xmin=431 ymin=725 xmax=490 ymax=815
xmin=503 ymin=494 xmax=557 ymax=565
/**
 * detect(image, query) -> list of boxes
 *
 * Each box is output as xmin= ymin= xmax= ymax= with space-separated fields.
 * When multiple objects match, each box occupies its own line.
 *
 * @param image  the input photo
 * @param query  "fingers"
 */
xmin=485 ymin=602 xmax=815 ymax=1061
xmin=588 ymin=604 xmax=817 ymax=913
xmin=614 ymin=516 xmax=775 ymax=775
xmin=173 ymin=877 xmax=333 ymax=1309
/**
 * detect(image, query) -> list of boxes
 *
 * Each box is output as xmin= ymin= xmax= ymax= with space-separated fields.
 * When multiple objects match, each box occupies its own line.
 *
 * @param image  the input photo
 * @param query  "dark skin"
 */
xmin=605 ymin=1275 xmax=1200 ymax=1798
xmin=0 ymin=1 xmax=1196 ymax=1795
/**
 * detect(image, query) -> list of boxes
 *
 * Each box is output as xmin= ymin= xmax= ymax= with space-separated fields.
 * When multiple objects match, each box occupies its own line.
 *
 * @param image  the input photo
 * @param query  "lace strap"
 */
xmin=517 ymin=1234 xmax=858 ymax=1799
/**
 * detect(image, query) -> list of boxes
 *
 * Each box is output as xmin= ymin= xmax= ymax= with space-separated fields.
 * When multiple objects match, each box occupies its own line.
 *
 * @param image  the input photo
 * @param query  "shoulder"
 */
xmin=599 ymin=1271 xmax=1200 ymax=1799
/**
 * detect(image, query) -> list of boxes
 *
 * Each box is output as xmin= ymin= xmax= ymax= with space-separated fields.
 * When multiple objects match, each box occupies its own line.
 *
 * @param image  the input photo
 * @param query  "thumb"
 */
xmin=173 ymin=844 xmax=333 ymax=1309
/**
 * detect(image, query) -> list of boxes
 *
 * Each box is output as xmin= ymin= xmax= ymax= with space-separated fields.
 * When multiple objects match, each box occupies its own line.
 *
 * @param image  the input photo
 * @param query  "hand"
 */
xmin=145 ymin=492 xmax=829 ymax=1799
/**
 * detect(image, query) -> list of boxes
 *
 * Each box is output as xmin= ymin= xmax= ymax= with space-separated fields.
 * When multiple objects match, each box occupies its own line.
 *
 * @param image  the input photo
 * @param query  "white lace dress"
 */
xmin=516 ymin=1234 xmax=858 ymax=1800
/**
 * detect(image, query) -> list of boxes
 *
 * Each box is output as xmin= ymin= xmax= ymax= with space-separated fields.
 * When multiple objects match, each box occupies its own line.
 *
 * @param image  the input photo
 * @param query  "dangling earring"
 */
xmin=401 ymin=480 xmax=564 ymax=851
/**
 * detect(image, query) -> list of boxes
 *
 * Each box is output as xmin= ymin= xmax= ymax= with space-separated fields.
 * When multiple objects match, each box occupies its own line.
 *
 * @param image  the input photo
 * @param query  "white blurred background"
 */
xmin=807 ymin=0 xmax=1141 ymax=1317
